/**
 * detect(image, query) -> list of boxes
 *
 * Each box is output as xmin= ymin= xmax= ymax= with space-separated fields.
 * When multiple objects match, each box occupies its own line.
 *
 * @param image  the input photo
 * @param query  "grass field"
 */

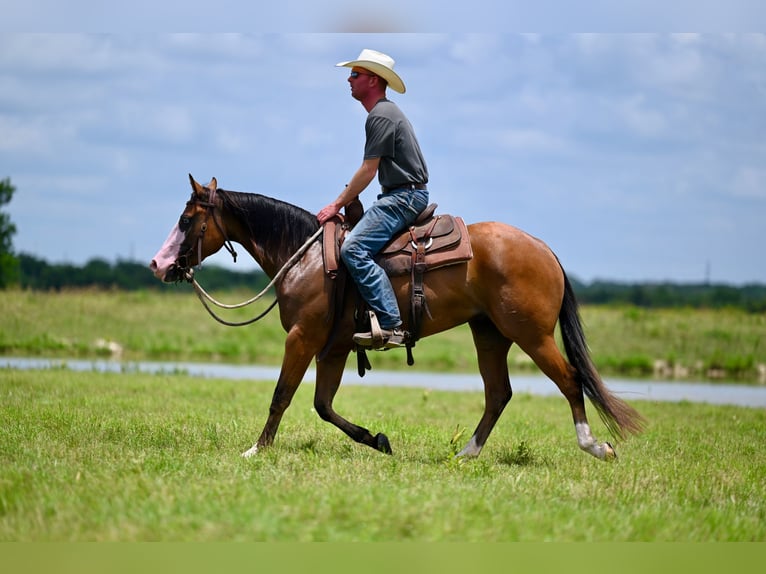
xmin=2 ymin=288 xmax=765 ymax=543
xmin=1 ymin=368 xmax=765 ymax=542
xmin=1 ymin=288 xmax=765 ymax=381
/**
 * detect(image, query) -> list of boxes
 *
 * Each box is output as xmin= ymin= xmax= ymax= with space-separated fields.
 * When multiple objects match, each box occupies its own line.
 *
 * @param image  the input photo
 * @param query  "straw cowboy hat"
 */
xmin=336 ymin=49 xmax=406 ymax=94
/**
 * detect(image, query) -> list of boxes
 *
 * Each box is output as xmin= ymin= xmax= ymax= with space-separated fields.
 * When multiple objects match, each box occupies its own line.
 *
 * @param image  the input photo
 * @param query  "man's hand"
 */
xmin=317 ymin=202 xmax=341 ymax=225
xmin=318 ymin=158 xmax=379 ymax=225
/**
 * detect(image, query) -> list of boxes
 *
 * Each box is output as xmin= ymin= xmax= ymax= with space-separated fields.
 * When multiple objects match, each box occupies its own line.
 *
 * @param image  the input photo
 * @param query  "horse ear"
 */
xmin=207 ymin=177 xmax=218 ymax=192
xmin=189 ymin=174 xmax=205 ymax=197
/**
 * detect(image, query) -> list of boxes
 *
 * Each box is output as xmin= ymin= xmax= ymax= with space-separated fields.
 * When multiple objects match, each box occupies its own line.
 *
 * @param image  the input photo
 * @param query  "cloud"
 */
xmin=496 ymin=128 xmax=569 ymax=154
xmin=110 ymin=103 xmax=197 ymax=146
xmin=0 ymin=116 xmax=54 ymax=154
xmin=0 ymin=34 xmax=114 ymax=73
xmin=2 ymin=33 xmax=765 ymax=284
xmin=732 ymin=167 xmax=766 ymax=200
xmin=616 ymin=94 xmax=667 ymax=138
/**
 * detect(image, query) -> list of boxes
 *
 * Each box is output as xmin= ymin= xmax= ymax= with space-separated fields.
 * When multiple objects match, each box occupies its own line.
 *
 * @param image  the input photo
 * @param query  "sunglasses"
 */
xmin=349 ymin=70 xmax=374 ymax=79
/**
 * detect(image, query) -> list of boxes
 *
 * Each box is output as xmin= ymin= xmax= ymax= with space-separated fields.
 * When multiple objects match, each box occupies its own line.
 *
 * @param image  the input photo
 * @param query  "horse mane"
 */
xmin=217 ymin=189 xmax=319 ymax=261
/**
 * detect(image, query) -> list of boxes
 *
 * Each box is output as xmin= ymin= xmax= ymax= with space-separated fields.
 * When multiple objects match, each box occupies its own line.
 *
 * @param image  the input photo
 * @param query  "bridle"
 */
xmin=172 ymin=185 xmax=325 ymax=327
xmin=176 ymin=186 xmax=238 ymax=276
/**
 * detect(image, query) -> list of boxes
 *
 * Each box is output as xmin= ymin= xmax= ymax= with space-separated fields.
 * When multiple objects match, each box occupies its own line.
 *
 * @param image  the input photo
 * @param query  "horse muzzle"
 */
xmin=147 ymin=256 xmax=175 ymax=282
xmin=150 ymin=224 xmax=191 ymax=282
xmin=150 ymin=260 xmax=193 ymax=283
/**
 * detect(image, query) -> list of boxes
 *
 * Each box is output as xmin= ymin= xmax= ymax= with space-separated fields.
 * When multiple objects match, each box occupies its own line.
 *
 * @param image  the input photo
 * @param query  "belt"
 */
xmin=381 ymin=183 xmax=428 ymax=194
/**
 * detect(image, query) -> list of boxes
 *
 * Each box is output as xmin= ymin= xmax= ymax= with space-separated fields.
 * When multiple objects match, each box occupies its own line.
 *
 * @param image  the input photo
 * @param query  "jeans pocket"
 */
xmin=407 ymin=190 xmax=429 ymax=219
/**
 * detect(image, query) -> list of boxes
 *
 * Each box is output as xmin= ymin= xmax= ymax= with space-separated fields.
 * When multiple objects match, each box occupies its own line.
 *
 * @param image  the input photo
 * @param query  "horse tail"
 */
xmin=558 ymin=271 xmax=646 ymax=440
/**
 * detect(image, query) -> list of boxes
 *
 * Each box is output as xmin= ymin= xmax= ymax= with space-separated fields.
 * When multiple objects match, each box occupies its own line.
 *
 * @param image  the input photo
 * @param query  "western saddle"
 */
xmin=320 ymin=198 xmax=473 ymax=374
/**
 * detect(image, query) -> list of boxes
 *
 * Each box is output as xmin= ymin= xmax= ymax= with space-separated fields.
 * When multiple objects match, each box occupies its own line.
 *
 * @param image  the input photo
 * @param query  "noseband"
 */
xmin=177 ymin=187 xmax=238 ymax=277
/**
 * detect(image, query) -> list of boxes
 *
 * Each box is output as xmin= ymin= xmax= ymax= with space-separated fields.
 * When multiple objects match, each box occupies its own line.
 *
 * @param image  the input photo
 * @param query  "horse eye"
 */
xmin=179 ymin=215 xmax=191 ymax=231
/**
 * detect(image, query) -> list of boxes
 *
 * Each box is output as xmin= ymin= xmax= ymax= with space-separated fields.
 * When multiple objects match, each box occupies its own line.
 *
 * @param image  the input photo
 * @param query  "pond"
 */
xmin=3 ymin=357 xmax=765 ymax=409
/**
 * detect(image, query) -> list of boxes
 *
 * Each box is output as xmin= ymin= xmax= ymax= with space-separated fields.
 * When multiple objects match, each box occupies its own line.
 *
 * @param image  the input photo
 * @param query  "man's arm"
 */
xmin=317 ymin=157 xmax=380 ymax=224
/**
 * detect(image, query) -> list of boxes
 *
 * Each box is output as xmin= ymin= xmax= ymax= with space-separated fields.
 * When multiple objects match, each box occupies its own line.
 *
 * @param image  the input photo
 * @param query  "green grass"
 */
xmin=1 ymin=368 xmax=765 ymax=541
xmin=0 ymin=288 xmax=289 ymax=365
xmin=1 ymin=289 xmax=765 ymax=381
xmin=581 ymin=305 xmax=766 ymax=380
xmin=2 ymin=288 xmax=765 ymax=541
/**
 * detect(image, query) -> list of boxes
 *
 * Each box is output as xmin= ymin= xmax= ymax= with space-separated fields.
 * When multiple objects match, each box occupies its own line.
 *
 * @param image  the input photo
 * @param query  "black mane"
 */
xmin=217 ymin=189 xmax=319 ymax=262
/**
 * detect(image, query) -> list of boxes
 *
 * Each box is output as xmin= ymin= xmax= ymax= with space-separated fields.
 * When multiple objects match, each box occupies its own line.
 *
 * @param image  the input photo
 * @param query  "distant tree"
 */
xmin=0 ymin=177 xmax=20 ymax=288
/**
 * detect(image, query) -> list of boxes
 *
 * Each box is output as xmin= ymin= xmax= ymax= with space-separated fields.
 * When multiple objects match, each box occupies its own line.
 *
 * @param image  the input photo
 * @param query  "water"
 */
xmin=2 ymin=356 xmax=765 ymax=409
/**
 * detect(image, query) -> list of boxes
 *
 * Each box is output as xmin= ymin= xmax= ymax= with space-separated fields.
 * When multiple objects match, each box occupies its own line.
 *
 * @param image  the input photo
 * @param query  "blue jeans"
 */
xmin=340 ymin=187 xmax=429 ymax=329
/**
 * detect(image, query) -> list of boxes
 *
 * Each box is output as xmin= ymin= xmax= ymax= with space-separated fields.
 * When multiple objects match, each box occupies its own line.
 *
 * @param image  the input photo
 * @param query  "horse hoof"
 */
xmin=241 ymin=445 xmax=259 ymax=458
xmin=375 ymin=433 xmax=393 ymax=455
xmin=603 ymin=442 xmax=618 ymax=461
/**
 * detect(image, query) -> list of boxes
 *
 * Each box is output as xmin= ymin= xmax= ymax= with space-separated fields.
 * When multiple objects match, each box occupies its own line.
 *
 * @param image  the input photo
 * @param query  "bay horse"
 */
xmin=150 ymin=175 xmax=645 ymax=461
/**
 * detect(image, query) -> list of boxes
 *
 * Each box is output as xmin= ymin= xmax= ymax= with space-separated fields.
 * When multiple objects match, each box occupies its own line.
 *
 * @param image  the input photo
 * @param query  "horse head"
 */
xmin=150 ymin=174 xmax=235 ymax=282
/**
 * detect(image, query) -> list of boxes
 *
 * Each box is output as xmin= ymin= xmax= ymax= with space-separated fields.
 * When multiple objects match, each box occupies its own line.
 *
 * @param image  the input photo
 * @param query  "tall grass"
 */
xmin=0 ymin=288 xmax=289 ymax=364
xmin=581 ymin=305 xmax=765 ymax=380
xmin=1 ymin=369 xmax=765 ymax=541
xmin=1 ymin=289 xmax=764 ymax=380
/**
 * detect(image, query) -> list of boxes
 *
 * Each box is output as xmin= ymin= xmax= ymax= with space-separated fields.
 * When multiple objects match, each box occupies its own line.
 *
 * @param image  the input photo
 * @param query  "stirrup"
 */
xmin=368 ymin=311 xmax=386 ymax=349
xmin=353 ymin=311 xmax=410 ymax=350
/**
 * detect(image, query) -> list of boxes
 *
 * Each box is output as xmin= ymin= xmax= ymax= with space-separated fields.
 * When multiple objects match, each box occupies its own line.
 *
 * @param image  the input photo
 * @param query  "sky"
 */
xmin=2 ymin=31 xmax=766 ymax=285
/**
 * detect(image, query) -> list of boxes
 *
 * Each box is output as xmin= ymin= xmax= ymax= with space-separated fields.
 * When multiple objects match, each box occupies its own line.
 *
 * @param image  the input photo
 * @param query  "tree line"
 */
xmin=2 ymin=177 xmax=765 ymax=311
xmin=7 ymin=252 xmax=765 ymax=312
xmin=15 ymin=253 xmax=271 ymax=293
xmin=568 ymin=277 xmax=766 ymax=312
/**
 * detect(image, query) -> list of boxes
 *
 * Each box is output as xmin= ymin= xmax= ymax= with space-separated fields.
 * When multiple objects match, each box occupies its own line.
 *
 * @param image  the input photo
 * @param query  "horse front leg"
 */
xmin=313 ymin=349 xmax=392 ymax=454
xmin=241 ymin=328 xmax=316 ymax=458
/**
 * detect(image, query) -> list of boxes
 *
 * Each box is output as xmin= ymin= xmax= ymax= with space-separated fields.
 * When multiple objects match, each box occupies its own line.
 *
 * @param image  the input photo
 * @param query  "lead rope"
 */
xmin=184 ymin=226 xmax=324 ymax=326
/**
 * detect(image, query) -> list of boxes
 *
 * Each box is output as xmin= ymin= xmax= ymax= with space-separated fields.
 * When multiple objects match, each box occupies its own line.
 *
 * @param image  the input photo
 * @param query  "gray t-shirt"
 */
xmin=363 ymin=98 xmax=429 ymax=189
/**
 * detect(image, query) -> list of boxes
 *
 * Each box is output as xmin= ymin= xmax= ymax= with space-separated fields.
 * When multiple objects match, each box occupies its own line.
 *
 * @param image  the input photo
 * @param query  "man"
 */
xmin=317 ymin=48 xmax=429 ymax=350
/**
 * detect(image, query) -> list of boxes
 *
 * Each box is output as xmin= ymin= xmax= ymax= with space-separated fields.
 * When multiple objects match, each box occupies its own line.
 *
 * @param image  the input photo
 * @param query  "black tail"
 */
xmin=558 ymin=272 xmax=646 ymax=439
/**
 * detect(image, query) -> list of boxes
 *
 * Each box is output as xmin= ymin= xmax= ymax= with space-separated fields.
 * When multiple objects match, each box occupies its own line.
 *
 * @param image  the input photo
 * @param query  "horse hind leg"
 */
xmin=523 ymin=336 xmax=616 ymax=461
xmin=456 ymin=317 xmax=513 ymax=458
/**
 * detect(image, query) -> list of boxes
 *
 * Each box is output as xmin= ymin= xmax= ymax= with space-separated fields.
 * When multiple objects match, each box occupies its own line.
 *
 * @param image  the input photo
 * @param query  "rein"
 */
xmin=183 ymin=206 xmax=324 ymax=326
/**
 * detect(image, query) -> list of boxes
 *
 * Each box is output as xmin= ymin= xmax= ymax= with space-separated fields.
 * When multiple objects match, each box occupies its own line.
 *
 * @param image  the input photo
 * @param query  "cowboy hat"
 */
xmin=336 ymin=49 xmax=406 ymax=94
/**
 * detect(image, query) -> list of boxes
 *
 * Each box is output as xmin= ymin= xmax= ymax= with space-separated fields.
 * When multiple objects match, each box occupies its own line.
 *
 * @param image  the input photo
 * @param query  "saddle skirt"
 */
xmin=322 ymin=204 xmax=473 ymax=279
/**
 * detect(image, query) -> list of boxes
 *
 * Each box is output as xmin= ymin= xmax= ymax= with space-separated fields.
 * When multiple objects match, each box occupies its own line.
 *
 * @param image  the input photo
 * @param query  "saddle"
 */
xmin=323 ymin=203 xmax=472 ymax=278
xmin=321 ymin=198 xmax=473 ymax=373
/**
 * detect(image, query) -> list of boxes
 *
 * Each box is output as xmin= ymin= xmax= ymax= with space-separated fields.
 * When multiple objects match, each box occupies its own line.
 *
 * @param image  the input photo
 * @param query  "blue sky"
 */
xmin=2 ymin=32 xmax=765 ymax=284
